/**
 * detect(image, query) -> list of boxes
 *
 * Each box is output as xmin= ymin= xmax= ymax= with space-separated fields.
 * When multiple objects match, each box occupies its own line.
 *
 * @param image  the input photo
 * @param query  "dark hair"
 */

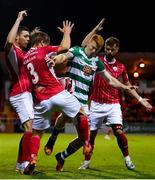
xmin=30 ymin=28 xmax=50 ymax=46
xmin=17 ymin=26 xmax=30 ymax=35
xmin=105 ymin=37 xmax=119 ymax=47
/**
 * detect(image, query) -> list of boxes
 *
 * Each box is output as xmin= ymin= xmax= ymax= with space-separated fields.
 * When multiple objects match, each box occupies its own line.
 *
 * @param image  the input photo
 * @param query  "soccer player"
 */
xmin=78 ymin=34 xmax=153 ymax=170
xmin=44 ymin=31 xmax=138 ymax=172
xmin=23 ymin=24 xmax=92 ymax=174
xmin=4 ymin=10 xmax=34 ymax=172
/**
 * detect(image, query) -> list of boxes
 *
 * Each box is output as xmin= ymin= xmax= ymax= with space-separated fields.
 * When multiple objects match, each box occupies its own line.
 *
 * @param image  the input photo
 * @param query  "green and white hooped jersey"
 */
xmin=66 ymin=46 xmax=105 ymax=106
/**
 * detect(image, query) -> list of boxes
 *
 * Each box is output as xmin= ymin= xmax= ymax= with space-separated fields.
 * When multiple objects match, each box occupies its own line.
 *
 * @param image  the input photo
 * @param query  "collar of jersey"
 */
xmin=104 ymin=56 xmax=116 ymax=64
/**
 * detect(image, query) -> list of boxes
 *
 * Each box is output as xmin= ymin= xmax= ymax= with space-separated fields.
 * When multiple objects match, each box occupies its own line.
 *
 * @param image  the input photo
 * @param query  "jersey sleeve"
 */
xmin=69 ymin=46 xmax=81 ymax=56
xmin=6 ymin=44 xmax=15 ymax=58
xmin=96 ymin=58 xmax=105 ymax=72
xmin=122 ymin=64 xmax=129 ymax=83
xmin=46 ymin=45 xmax=59 ymax=53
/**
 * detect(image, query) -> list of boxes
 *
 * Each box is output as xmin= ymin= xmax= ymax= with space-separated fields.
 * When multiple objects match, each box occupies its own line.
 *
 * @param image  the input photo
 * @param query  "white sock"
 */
xmin=124 ymin=155 xmax=131 ymax=162
xmin=84 ymin=160 xmax=90 ymax=164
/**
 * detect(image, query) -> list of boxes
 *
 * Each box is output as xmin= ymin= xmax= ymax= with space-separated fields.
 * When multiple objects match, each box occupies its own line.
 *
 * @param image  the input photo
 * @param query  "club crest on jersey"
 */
xmin=113 ymin=66 xmax=118 ymax=71
xmin=83 ymin=65 xmax=93 ymax=76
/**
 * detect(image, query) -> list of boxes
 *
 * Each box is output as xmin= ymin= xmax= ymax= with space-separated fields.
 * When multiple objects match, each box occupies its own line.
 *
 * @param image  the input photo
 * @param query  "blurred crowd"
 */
xmin=0 ymin=90 xmax=155 ymax=133
xmin=123 ymin=90 xmax=155 ymax=123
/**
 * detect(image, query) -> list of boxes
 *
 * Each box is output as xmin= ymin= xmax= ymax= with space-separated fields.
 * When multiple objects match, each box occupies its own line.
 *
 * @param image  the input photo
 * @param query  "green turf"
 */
xmin=0 ymin=133 xmax=155 ymax=179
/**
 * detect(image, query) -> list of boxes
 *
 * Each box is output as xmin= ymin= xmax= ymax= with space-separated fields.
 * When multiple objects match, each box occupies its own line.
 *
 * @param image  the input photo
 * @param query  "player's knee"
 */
xmin=55 ymin=113 xmax=71 ymax=129
xmin=77 ymin=113 xmax=88 ymax=128
xmin=23 ymin=120 xmax=32 ymax=131
xmin=112 ymin=124 xmax=123 ymax=136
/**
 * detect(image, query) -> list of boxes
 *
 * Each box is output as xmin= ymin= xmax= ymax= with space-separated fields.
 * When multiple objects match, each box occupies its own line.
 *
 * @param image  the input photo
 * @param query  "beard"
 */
xmin=105 ymin=54 xmax=114 ymax=62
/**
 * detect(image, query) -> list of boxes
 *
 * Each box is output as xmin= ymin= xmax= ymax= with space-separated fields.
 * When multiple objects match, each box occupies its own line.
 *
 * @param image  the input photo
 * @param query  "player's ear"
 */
xmin=41 ymin=40 xmax=44 ymax=46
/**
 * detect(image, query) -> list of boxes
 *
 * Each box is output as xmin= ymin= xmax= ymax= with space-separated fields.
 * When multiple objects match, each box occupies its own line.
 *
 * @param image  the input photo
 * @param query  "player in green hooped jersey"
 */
xmin=44 ymin=34 xmax=136 ymax=172
xmin=66 ymin=45 xmax=104 ymax=113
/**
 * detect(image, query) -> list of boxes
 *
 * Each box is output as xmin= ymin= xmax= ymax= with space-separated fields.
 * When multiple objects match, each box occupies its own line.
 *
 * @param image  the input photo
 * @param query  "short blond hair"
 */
xmin=91 ymin=34 xmax=104 ymax=52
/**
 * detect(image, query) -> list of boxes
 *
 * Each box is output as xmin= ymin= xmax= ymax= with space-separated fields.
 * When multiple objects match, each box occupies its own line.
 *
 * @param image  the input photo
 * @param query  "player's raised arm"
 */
xmin=57 ymin=20 xmax=74 ymax=52
xmin=81 ymin=18 xmax=105 ymax=47
xmin=4 ymin=10 xmax=27 ymax=53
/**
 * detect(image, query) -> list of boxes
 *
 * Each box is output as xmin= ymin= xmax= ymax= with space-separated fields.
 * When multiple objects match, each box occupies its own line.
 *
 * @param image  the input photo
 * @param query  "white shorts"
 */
xmin=89 ymin=101 xmax=123 ymax=131
xmin=32 ymin=90 xmax=81 ymax=130
xmin=81 ymin=104 xmax=89 ymax=116
xmin=9 ymin=92 xmax=34 ymax=124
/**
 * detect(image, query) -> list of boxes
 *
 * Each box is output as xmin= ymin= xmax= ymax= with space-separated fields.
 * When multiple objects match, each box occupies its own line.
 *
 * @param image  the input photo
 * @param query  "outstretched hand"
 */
xmin=139 ymin=98 xmax=153 ymax=112
xmin=57 ymin=20 xmax=74 ymax=35
xmin=94 ymin=18 xmax=105 ymax=32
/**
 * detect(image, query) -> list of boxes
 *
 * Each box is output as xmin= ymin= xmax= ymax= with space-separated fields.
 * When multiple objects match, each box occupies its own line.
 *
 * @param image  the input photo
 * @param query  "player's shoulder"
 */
xmin=13 ymin=45 xmax=26 ymax=59
xmin=41 ymin=45 xmax=59 ymax=53
xmin=116 ymin=59 xmax=126 ymax=69
xmin=69 ymin=45 xmax=81 ymax=51
xmin=13 ymin=44 xmax=24 ymax=54
xmin=69 ymin=46 xmax=84 ymax=57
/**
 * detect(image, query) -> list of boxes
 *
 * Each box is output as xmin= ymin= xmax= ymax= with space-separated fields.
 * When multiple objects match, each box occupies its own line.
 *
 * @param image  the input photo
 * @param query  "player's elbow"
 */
xmin=58 ymin=46 xmax=69 ymax=54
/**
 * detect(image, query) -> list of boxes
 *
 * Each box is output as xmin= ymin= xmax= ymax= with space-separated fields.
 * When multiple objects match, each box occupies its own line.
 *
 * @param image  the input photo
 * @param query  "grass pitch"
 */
xmin=0 ymin=133 xmax=155 ymax=179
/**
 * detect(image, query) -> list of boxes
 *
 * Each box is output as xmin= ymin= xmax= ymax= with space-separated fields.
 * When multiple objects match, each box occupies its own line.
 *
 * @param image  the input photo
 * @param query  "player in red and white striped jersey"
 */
xmin=4 ymin=10 xmax=34 ymax=172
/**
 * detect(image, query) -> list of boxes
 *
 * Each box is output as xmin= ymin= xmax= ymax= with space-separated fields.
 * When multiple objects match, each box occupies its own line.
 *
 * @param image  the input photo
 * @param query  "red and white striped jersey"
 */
xmin=91 ymin=56 xmax=129 ymax=104
xmin=23 ymin=45 xmax=64 ymax=102
xmin=5 ymin=45 xmax=31 ymax=96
